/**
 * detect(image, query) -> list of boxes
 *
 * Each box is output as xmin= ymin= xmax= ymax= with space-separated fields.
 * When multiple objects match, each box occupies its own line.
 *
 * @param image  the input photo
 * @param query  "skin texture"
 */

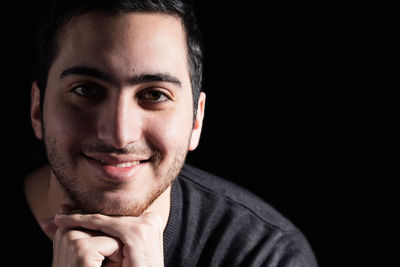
xmin=27 ymin=11 xmax=206 ymax=266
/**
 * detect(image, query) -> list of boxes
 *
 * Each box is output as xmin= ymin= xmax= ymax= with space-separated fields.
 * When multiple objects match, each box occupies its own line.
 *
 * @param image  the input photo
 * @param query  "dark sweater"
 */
xmin=1 ymin=163 xmax=318 ymax=266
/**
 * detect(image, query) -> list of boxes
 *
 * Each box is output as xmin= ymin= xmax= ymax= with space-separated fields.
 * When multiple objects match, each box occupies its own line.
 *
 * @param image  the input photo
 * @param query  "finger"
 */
xmin=53 ymin=228 xmax=122 ymax=266
xmin=42 ymin=203 xmax=86 ymax=238
xmin=40 ymin=217 xmax=58 ymax=238
xmin=54 ymin=213 xmax=165 ymax=266
xmin=82 ymin=235 xmax=122 ymax=260
xmin=41 ymin=203 xmax=79 ymax=238
xmin=54 ymin=212 xmax=163 ymax=242
xmin=54 ymin=214 xmax=122 ymax=237
xmin=142 ymin=211 xmax=163 ymax=229
xmin=62 ymin=228 xmax=94 ymax=239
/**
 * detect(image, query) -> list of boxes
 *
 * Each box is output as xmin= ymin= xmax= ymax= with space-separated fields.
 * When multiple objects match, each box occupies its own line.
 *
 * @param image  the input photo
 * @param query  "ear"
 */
xmin=189 ymin=92 xmax=206 ymax=151
xmin=31 ymin=81 xmax=43 ymax=140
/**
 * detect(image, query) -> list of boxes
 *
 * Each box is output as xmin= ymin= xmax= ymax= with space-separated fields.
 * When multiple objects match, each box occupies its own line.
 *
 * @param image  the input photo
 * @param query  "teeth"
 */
xmin=114 ymin=161 xmax=140 ymax=168
xmin=92 ymin=157 xmax=143 ymax=167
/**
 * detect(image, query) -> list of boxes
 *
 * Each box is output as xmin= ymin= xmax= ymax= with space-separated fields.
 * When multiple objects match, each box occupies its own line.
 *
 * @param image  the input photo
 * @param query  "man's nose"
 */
xmin=97 ymin=96 xmax=142 ymax=149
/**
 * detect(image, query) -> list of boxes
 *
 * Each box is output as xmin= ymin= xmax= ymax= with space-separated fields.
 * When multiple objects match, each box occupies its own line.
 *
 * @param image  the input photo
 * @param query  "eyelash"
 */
xmin=72 ymin=84 xmax=100 ymax=98
xmin=138 ymin=89 xmax=171 ymax=102
xmin=70 ymin=84 xmax=171 ymax=103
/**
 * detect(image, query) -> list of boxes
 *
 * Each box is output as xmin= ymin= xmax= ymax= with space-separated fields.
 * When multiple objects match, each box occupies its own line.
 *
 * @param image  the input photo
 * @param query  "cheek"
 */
xmin=43 ymin=101 xmax=95 ymax=151
xmin=144 ymin=110 xmax=193 ymax=154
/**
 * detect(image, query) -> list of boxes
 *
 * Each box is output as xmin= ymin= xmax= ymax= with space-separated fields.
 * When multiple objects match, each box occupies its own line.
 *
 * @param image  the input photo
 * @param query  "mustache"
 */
xmin=77 ymin=142 xmax=157 ymax=157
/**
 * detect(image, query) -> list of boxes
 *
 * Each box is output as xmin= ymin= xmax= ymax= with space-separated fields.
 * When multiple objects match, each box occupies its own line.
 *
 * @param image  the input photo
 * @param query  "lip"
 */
xmin=84 ymin=152 xmax=152 ymax=164
xmin=83 ymin=153 xmax=151 ymax=182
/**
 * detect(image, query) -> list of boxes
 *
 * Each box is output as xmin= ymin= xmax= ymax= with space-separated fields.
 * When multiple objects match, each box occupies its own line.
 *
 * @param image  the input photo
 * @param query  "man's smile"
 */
xmin=82 ymin=152 xmax=153 ymax=182
xmin=84 ymin=152 xmax=153 ymax=166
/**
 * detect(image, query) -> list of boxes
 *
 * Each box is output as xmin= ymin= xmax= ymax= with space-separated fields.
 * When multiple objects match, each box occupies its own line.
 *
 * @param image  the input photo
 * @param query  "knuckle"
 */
xmin=129 ymin=221 xmax=158 ymax=240
xmin=120 ymin=224 xmax=147 ymax=246
xmin=71 ymin=238 xmax=90 ymax=255
xmin=70 ymin=239 xmax=93 ymax=264
xmin=131 ymin=222 xmax=146 ymax=236
xmin=135 ymin=224 xmax=149 ymax=238
xmin=76 ymin=256 xmax=92 ymax=267
xmin=144 ymin=213 xmax=163 ymax=229
xmin=64 ymin=230 xmax=78 ymax=241
xmin=91 ymin=213 xmax=104 ymax=221
xmin=71 ymin=238 xmax=86 ymax=249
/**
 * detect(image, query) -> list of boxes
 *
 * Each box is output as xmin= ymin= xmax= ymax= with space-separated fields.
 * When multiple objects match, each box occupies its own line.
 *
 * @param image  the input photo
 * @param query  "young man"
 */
xmin=3 ymin=0 xmax=317 ymax=266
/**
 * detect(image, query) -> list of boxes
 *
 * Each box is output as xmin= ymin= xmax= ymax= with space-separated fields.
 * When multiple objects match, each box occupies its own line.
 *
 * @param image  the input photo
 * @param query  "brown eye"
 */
xmin=139 ymin=90 xmax=170 ymax=102
xmin=72 ymin=85 xmax=97 ymax=97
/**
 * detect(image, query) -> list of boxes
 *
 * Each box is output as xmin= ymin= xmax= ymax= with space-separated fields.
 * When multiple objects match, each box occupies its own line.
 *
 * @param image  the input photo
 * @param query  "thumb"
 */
xmin=40 ymin=217 xmax=58 ymax=239
xmin=40 ymin=203 xmax=75 ymax=239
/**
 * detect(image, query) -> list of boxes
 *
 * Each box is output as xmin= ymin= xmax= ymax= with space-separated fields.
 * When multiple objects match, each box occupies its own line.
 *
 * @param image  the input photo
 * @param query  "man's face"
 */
xmin=31 ymin=12 xmax=204 ymax=216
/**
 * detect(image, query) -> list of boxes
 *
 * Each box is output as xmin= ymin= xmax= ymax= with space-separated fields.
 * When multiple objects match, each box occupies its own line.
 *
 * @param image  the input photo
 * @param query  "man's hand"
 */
xmin=42 ymin=210 xmax=164 ymax=267
xmin=52 ymin=226 xmax=122 ymax=267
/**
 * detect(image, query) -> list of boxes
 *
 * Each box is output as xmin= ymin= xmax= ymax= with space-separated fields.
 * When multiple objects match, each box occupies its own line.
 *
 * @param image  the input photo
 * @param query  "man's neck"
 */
xmin=24 ymin=165 xmax=60 ymax=223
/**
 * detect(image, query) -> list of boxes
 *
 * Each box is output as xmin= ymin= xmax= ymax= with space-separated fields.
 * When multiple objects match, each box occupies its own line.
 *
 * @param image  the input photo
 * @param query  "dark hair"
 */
xmin=34 ymin=0 xmax=203 ymax=118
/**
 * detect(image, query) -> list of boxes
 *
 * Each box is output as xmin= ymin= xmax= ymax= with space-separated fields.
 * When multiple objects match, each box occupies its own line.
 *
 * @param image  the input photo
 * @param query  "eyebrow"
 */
xmin=60 ymin=66 xmax=182 ymax=87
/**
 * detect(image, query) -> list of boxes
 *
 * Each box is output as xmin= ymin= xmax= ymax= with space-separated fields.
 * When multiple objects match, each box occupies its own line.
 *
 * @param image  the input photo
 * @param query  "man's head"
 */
xmin=30 ymin=0 xmax=205 ymax=216
xmin=34 ymin=0 xmax=203 ymax=118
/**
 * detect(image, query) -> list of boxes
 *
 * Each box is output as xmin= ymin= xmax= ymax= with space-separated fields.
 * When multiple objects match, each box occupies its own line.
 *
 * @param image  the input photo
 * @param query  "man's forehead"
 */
xmin=57 ymin=11 xmax=186 ymax=58
xmin=51 ymin=11 xmax=190 ymax=85
xmin=62 ymin=11 xmax=185 ymax=38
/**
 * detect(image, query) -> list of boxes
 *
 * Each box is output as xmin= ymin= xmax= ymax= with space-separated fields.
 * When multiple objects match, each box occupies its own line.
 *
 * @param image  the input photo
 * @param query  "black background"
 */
xmin=1 ymin=1 xmax=390 ymax=266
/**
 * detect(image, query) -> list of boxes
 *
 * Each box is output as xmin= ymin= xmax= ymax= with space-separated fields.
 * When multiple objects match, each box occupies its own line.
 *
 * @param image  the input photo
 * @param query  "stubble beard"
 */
xmin=43 ymin=133 xmax=188 ymax=217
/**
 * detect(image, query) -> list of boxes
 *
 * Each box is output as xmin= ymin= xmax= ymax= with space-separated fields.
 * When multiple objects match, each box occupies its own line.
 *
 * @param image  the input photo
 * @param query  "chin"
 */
xmin=73 ymin=183 xmax=166 ymax=217
xmin=78 ymin=195 xmax=149 ymax=217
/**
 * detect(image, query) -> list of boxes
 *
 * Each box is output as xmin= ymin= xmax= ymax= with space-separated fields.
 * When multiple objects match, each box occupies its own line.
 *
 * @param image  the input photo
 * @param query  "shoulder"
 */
xmin=178 ymin=164 xmax=295 ymax=232
xmin=174 ymin=164 xmax=319 ymax=266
